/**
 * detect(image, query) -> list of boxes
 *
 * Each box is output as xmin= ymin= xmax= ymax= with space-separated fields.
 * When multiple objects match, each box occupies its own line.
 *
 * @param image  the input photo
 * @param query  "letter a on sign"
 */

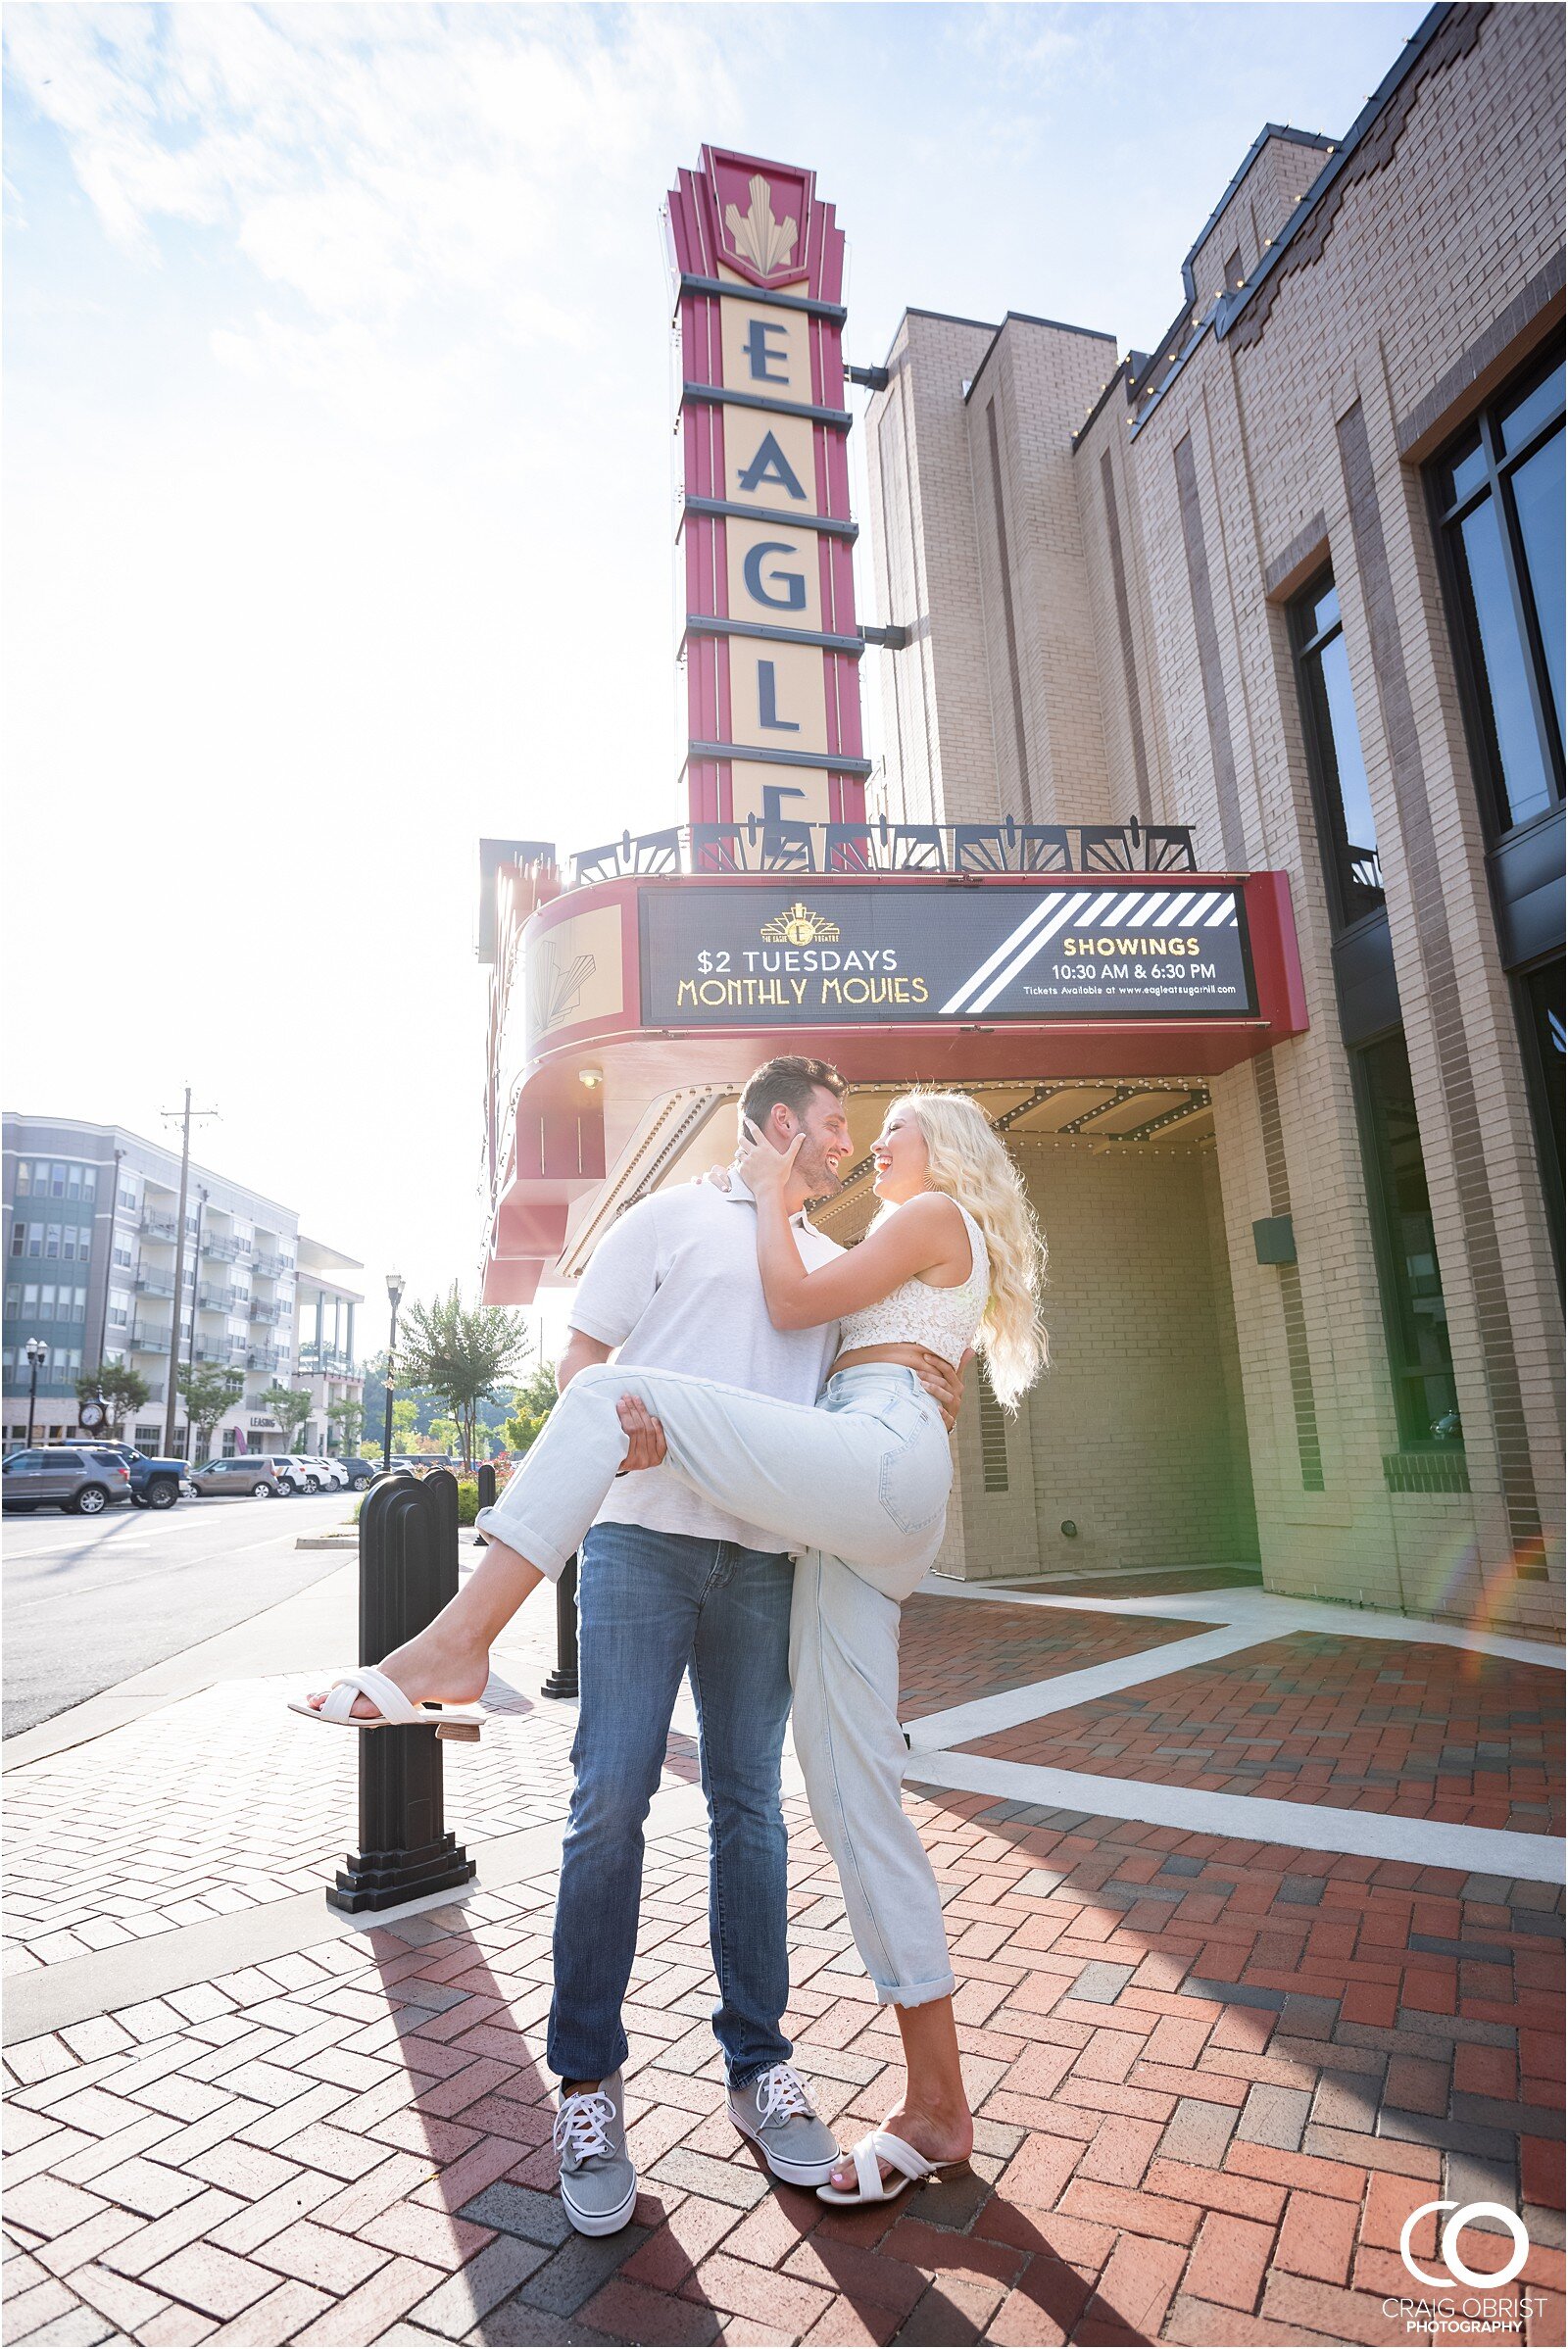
xmin=738 ymin=431 xmax=808 ymax=502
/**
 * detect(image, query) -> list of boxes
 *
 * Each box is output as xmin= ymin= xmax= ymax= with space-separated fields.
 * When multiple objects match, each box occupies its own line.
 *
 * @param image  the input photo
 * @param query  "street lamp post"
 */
xmin=381 ymin=1272 xmax=405 ymax=1475
xmin=24 ymin=1339 xmax=49 ymax=1448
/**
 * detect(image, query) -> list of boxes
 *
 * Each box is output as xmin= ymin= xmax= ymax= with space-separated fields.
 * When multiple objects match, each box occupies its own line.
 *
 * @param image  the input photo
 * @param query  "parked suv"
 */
xmin=2 ymin=1446 xmax=133 ymax=1515
xmin=298 ymin=1454 xmax=350 ymax=1492
xmin=336 ymin=1458 xmax=376 ymax=1492
xmin=282 ymin=1454 xmax=337 ymax=1494
xmin=80 ymin=1442 xmax=189 ymax=1512
xmin=188 ymin=1456 xmax=302 ymax=1498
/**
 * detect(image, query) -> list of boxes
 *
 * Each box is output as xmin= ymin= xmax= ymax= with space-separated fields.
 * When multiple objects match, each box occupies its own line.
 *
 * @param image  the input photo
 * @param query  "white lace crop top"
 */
xmin=836 ymin=1199 xmax=990 ymax=1370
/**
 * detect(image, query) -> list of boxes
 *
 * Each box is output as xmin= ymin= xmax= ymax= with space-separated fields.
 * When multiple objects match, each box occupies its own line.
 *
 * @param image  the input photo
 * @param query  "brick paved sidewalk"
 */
xmin=4 ymin=1573 xmax=1563 ymax=2347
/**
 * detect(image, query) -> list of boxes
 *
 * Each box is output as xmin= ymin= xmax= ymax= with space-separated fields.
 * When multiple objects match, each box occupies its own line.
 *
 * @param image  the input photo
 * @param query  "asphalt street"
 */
xmin=2 ymin=1491 xmax=352 ymax=1736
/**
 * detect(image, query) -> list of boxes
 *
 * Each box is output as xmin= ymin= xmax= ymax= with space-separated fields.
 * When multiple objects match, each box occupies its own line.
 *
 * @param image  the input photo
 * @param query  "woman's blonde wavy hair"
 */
xmin=880 ymin=1091 xmax=1049 ymax=1409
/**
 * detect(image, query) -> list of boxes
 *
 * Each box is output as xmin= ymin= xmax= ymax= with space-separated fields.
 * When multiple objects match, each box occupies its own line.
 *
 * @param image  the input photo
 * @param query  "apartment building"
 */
xmin=2 ymin=1115 xmax=360 ymax=1459
xmin=295 ymin=1236 xmax=364 ymax=1456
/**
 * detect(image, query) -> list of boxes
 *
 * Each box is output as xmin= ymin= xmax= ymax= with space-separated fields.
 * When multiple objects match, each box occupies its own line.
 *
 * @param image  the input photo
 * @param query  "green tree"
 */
xmin=325 ymin=1397 xmax=366 ymax=1455
xmin=76 ymin=1364 xmax=150 ymax=1441
xmin=427 ymin=1416 xmax=460 ymax=1459
xmin=359 ymin=1348 xmax=390 ymax=1450
xmin=501 ymin=1358 xmax=559 ymax=1457
xmin=396 ymin=1285 xmax=532 ymax=1470
xmin=390 ymin=1397 xmax=419 ymax=1448
xmin=176 ymin=1364 xmax=245 ymax=1462
xmin=257 ymin=1384 xmax=313 ymax=1451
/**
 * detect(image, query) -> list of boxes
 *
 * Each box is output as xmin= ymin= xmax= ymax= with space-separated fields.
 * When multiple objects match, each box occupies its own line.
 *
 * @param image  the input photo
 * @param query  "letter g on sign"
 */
xmin=743 ymin=541 xmax=807 ymax=612
xmin=1399 ymin=2200 xmax=1530 ymax=2290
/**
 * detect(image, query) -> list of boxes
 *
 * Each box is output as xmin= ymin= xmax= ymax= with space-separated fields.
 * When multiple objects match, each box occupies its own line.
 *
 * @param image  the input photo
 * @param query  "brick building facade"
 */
xmin=861 ymin=2 xmax=1563 ymax=1634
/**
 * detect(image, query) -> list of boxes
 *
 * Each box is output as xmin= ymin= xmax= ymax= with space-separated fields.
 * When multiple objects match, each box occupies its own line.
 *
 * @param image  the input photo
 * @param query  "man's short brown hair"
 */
xmin=738 ymin=1055 xmax=846 ymax=1135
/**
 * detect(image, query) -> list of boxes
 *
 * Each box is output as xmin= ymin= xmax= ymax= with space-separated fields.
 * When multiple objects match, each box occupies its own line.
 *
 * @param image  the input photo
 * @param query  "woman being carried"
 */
xmin=300 ymin=1090 xmax=1048 ymax=2204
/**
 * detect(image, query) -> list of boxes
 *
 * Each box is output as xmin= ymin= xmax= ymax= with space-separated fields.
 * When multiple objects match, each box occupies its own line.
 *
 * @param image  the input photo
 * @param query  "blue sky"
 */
xmin=3 ymin=1 xmax=1427 ymax=1335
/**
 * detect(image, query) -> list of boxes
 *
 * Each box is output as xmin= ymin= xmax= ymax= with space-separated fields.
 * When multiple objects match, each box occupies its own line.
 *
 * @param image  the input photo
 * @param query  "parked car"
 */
xmin=282 ymin=1454 xmax=334 ymax=1494
xmin=80 ymin=1441 xmax=189 ymax=1511
xmin=187 ymin=1455 xmax=302 ymax=1498
xmin=336 ymin=1458 xmax=376 ymax=1492
xmin=2 ymin=1446 xmax=133 ymax=1515
xmin=297 ymin=1454 xmax=349 ymax=1492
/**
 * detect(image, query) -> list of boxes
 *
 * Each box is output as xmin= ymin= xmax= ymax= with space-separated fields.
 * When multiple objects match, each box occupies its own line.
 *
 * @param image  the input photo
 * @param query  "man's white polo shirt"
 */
xmin=565 ymin=1173 xmax=843 ymax=1551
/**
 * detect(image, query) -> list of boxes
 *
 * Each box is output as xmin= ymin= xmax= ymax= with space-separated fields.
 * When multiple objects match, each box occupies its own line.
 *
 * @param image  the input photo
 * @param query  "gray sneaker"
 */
xmin=554 ymin=2072 xmax=637 ymax=2237
xmin=729 ymin=2061 xmax=840 ymax=2186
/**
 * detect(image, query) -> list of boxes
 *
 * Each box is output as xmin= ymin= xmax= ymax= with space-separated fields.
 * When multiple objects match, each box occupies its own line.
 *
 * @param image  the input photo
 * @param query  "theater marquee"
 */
xmin=640 ymin=881 xmax=1256 ymax=1025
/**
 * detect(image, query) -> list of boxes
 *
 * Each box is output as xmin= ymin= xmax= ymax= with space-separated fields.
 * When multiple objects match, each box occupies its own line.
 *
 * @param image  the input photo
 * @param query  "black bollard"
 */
xmin=327 ymin=1468 xmax=477 ymax=1916
xmin=473 ymin=1461 xmax=496 ymax=1546
xmin=540 ymin=1553 xmax=580 ymax=1699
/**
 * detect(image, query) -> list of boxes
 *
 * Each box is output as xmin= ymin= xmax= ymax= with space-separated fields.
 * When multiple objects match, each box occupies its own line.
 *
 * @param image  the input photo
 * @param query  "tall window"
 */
xmin=1354 ymin=1033 xmax=1460 ymax=1448
xmin=1518 ymin=956 xmax=1565 ymax=1224
xmin=1434 ymin=353 xmax=1564 ymax=836
xmin=1291 ymin=575 xmax=1384 ymax=929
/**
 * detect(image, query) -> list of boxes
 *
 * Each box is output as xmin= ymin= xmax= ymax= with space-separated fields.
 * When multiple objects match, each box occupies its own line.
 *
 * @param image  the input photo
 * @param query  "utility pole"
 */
xmin=184 ymin=1187 xmax=209 ymax=1458
xmin=160 ymin=1090 xmax=219 ymax=1457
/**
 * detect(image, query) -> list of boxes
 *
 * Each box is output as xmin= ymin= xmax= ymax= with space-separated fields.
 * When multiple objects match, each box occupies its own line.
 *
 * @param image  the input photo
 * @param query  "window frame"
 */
xmin=1513 ymin=951 xmax=1565 ymax=1281
xmin=1430 ymin=344 xmax=1565 ymax=840
xmin=1289 ymin=569 xmax=1387 ymax=938
xmin=1350 ymin=1025 xmax=1464 ymax=1454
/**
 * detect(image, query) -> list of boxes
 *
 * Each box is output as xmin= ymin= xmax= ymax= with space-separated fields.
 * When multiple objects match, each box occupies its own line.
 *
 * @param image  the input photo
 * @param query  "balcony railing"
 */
xmin=130 ymin=1322 xmax=174 ymax=1352
xmin=197 ymin=1288 xmax=240 ymax=1313
xmin=254 ymin=1251 xmax=291 ymax=1279
xmin=202 ymin=1236 xmax=241 ymax=1263
xmin=299 ymin=1345 xmax=356 ymax=1376
xmin=140 ymin=1211 xmax=178 ymax=1241
xmin=134 ymin=1273 xmax=177 ymax=1297
xmin=247 ymin=1346 xmax=287 ymax=1375
xmin=557 ymin=813 xmax=1200 ymax=893
xmin=249 ymin=1298 xmax=280 ymax=1325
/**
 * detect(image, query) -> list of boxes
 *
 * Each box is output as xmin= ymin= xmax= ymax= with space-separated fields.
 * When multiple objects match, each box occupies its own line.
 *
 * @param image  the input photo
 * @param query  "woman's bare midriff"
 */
xmin=829 ymin=1343 xmax=957 ymax=1381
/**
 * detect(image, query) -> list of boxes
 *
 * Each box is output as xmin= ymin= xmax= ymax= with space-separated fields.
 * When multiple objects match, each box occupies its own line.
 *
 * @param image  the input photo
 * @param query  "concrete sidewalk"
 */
xmin=3 ymin=1564 xmax=1562 ymax=2346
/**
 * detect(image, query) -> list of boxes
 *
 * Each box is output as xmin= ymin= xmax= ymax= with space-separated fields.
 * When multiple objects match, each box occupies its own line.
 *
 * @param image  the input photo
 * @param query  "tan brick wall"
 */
xmin=864 ymin=312 xmax=1001 ymax=825
xmin=871 ymin=5 xmax=1564 ymax=1634
xmin=943 ymin=1141 xmax=1255 ymax=1582
xmin=1188 ymin=131 xmax=1333 ymax=315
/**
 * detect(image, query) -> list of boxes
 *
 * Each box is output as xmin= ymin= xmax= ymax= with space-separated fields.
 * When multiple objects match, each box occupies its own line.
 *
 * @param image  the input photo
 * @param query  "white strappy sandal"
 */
xmin=815 ymin=2129 xmax=966 ymax=2207
xmin=288 ymin=1667 xmax=483 ymax=1740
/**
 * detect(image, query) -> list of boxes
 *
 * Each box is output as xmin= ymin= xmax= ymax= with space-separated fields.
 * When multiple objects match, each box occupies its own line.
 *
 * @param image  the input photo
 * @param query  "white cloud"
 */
xmin=6 ymin=2 xmax=754 ymax=434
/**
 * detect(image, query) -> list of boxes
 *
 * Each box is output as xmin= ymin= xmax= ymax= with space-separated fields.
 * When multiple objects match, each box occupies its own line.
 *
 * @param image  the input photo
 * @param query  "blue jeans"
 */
xmin=547 ymin=1522 xmax=796 ymax=2089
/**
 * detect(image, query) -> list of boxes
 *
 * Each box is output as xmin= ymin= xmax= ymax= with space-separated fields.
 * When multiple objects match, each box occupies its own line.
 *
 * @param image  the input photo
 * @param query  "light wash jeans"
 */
xmin=475 ymin=1361 xmax=956 ymax=2005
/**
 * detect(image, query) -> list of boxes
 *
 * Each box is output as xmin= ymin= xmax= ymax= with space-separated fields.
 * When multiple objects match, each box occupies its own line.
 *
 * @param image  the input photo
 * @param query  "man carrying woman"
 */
xmin=300 ymin=1055 xmax=1047 ymax=2224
